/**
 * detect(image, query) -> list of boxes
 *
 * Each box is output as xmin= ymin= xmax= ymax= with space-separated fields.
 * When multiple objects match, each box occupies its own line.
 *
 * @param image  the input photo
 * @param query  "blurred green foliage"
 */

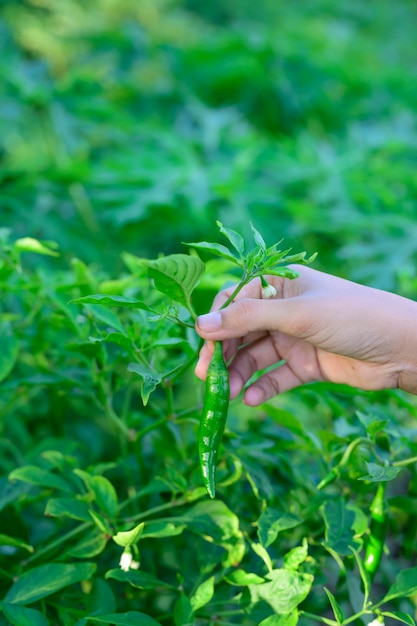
xmin=2 ymin=2 xmax=417 ymax=623
xmin=1 ymin=0 xmax=417 ymax=289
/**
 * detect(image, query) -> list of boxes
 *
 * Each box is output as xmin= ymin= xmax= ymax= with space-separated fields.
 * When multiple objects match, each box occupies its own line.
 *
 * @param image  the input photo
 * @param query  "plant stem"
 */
xmin=25 ymin=522 xmax=91 ymax=566
xmin=300 ymin=611 xmax=338 ymax=625
xmin=392 ymin=454 xmax=417 ymax=467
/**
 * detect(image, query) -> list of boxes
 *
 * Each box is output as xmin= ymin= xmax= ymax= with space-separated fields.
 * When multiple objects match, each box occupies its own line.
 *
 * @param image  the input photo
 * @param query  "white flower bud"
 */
xmin=368 ymin=619 xmax=384 ymax=626
xmin=261 ymin=283 xmax=277 ymax=299
xmin=119 ymin=550 xmax=133 ymax=572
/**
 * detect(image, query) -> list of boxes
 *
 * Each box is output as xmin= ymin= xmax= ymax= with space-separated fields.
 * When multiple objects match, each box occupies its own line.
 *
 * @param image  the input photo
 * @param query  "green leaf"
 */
xmin=183 ymin=240 xmax=238 ymax=263
xmin=0 ymin=322 xmax=19 ymax=383
xmin=66 ymin=528 xmax=108 ymax=558
xmin=324 ymin=587 xmax=344 ymax=624
xmin=106 ymin=568 xmax=175 ymax=590
xmin=258 ymin=613 xmax=298 ymax=626
xmin=9 ymin=466 xmax=73 ymax=493
xmin=224 ymin=569 xmax=265 ymax=586
xmin=249 ymin=568 xmax=313 ymax=614
xmin=85 ymin=304 xmax=127 ymax=336
xmin=257 ymin=508 xmax=302 ymax=548
xmin=217 ymin=221 xmax=245 ymax=256
xmin=250 ymin=222 xmax=267 ymax=251
xmin=180 ymin=500 xmax=245 ymax=568
xmin=140 ymin=254 xmax=205 ymax=310
xmin=263 ymin=267 xmax=300 ymax=279
xmin=174 ymin=593 xmax=193 ymax=626
xmin=86 ymin=612 xmax=162 ymax=626
xmin=141 ymin=521 xmax=186 ymax=539
xmin=190 ymin=576 xmax=215 ymax=612
xmin=0 ymin=534 xmax=33 ymax=553
xmin=358 ymin=462 xmax=402 ymax=482
xmin=322 ymin=498 xmax=361 ymax=556
xmin=382 ymin=567 xmax=417 ymax=603
xmin=113 ymin=523 xmax=145 ymax=547
xmin=283 ymin=538 xmax=309 ymax=571
xmin=69 ymin=294 xmax=153 ymax=311
xmin=44 ymin=497 xmax=92 ymax=522
xmin=381 ymin=612 xmax=415 ymax=625
xmin=251 ymin=542 xmax=274 ymax=572
xmin=4 ymin=562 xmax=96 ymax=604
xmin=2 ymin=603 xmax=49 ymax=626
xmin=127 ymin=363 xmax=162 ymax=405
xmin=86 ymin=578 xmax=116 ymax=617
xmin=14 ymin=237 xmax=59 ymax=257
xmin=74 ymin=470 xmax=119 ymax=518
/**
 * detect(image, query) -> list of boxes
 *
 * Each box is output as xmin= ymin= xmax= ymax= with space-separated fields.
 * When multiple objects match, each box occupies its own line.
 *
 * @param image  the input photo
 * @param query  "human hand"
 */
xmin=195 ymin=266 xmax=417 ymax=405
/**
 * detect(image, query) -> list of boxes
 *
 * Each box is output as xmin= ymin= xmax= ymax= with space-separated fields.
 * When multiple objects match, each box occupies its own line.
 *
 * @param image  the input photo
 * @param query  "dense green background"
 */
xmin=2 ymin=1 xmax=417 ymax=625
xmin=2 ymin=0 xmax=417 ymax=288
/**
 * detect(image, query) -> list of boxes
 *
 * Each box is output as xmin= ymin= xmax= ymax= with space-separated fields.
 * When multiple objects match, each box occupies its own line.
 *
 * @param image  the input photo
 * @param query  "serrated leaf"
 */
xmin=358 ymin=462 xmax=402 ymax=482
xmin=324 ymin=587 xmax=344 ymax=623
xmin=69 ymin=294 xmax=154 ymax=311
xmin=140 ymin=254 xmax=205 ymax=310
xmin=113 ymin=523 xmax=144 ymax=547
xmin=4 ymin=562 xmax=96 ymax=604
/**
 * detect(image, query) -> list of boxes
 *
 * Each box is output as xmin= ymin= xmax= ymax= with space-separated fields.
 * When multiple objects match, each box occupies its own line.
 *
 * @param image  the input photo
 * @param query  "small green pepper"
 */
xmin=198 ymin=340 xmax=230 ymax=499
xmin=363 ymin=482 xmax=387 ymax=580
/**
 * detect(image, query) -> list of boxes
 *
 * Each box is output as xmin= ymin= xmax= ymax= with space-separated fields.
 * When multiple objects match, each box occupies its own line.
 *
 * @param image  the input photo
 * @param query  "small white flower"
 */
xmin=368 ymin=619 xmax=384 ymax=626
xmin=261 ymin=283 xmax=277 ymax=299
xmin=119 ymin=549 xmax=140 ymax=572
xmin=119 ymin=550 xmax=133 ymax=572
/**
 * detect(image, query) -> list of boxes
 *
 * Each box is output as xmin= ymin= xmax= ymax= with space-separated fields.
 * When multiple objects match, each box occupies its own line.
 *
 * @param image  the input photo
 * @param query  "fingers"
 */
xmin=196 ymin=297 xmax=303 ymax=341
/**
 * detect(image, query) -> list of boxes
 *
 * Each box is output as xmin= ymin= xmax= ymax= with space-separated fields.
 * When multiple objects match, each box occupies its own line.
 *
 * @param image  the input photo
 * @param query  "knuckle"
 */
xmin=227 ymin=299 xmax=257 ymax=327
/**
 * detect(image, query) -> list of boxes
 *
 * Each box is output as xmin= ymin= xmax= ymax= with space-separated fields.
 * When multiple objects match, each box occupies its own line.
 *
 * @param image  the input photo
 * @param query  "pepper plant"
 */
xmin=2 ymin=224 xmax=417 ymax=626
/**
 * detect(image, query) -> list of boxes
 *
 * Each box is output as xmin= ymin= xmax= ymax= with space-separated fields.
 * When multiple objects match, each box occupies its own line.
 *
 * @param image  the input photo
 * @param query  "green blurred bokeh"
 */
xmin=1 ymin=0 xmax=417 ymax=291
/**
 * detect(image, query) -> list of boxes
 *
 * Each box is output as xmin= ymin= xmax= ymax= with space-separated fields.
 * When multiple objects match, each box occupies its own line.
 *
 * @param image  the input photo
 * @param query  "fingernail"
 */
xmin=197 ymin=311 xmax=222 ymax=331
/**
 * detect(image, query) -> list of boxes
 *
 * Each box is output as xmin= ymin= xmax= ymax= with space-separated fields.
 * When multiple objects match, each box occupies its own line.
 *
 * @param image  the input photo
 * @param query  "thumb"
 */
xmin=196 ymin=297 xmax=302 ymax=340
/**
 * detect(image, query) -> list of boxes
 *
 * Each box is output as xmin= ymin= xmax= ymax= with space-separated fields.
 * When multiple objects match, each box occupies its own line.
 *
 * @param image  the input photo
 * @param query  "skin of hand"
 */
xmin=195 ymin=265 xmax=417 ymax=406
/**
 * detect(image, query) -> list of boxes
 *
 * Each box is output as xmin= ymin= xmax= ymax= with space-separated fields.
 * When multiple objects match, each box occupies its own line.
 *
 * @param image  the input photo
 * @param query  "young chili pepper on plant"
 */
xmin=198 ymin=275 xmax=280 ymax=498
xmin=198 ymin=340 xmax=230 ymax=499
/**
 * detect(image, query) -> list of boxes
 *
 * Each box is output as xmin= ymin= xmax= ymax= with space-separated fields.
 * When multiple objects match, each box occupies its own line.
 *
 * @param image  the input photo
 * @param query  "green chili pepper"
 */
xmin=198 ymin=340 xmax=230 ymax=499
xmin=317 ymin=468 xmax=339 ymax=490
xmin=363 ymin=482 xmax=387 ymax=580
